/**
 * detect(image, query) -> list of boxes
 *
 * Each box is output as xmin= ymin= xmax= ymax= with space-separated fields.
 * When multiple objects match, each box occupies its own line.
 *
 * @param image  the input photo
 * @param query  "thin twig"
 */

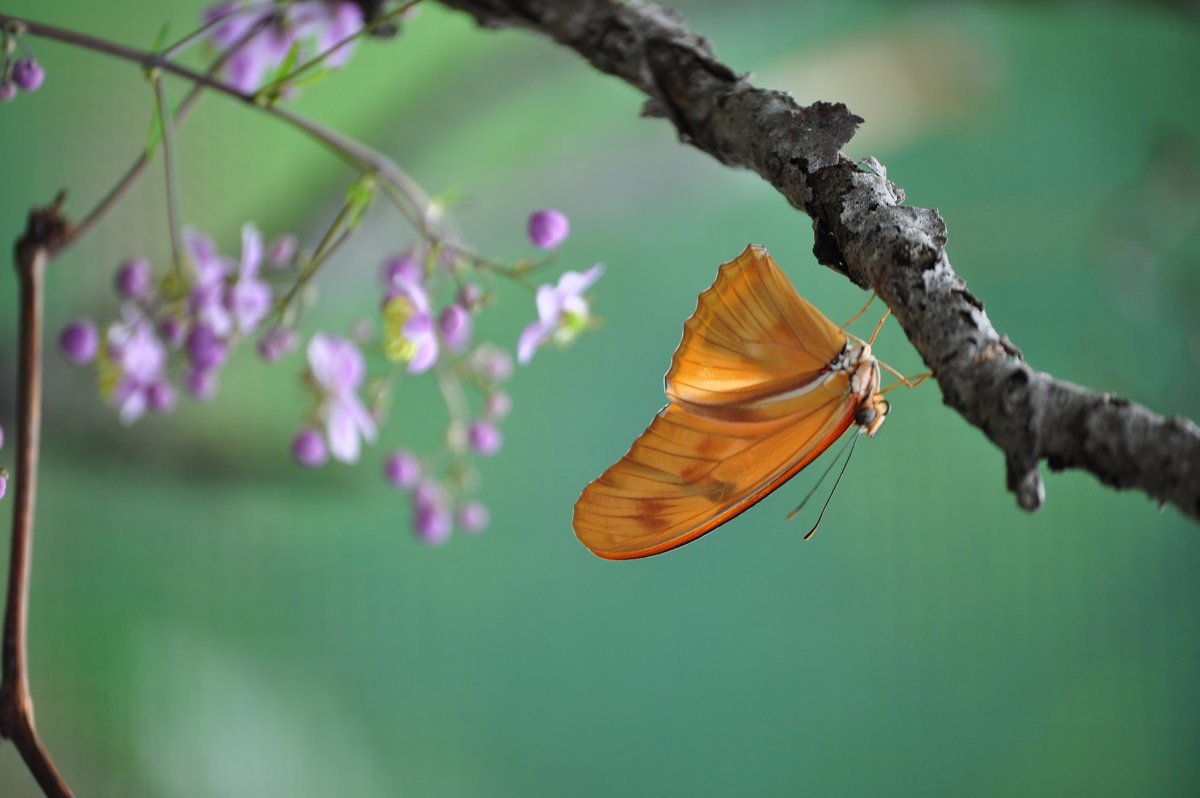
xmin=0 ymin=196 xmax=74 ymax=798
xmin=69 ymin=15 xmax=274 ymax=250
xmin=153 ymin=74 xmax=184 ymax=267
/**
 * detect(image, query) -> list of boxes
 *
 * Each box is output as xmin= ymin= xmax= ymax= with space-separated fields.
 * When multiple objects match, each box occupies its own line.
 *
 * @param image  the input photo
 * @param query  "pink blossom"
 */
xmin=517 ymin=264 xmax=604 ymax=364
xmin=307 ymin=333 xmax=376 ymax=463
xmin=226 ymin=223 xmax=272 ymax=333
xmin=107 ymin=308 xmax=168 ymax=425
xmin=185 ymin=227 xmax=233 ymax=337
xmin=383 ymin=274 xmax=438 ymax=374
xmin=203 ymin=1 xmax=364 ymax=94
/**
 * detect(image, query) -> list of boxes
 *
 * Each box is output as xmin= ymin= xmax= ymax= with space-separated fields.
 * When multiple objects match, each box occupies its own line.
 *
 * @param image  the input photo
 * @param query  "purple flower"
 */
xmin=382 ymin=275 xmax=438 ymax=374
xmin=12 ymin=58 xmax=45 ymax=93
xmin=382 ymin=248 xmax=423 ymax=288
xmin=307 ymin=333 xmax=377 ymax=463
xmin=438 ymin=304 xmax=471 ymax=352
xmin=458 ymin=284 xmax=483 ymax=311
xmin=412 ymin=482 xmax=451 ymax=545
xmin=414 ymin=506 xmax=452 ymax=545
xmin=185 ymin=227 xmax=233 ymax=337
xmin=0 ymin=424 xmax=5 ymax=451
xmin=106 ymin=308 xmax=168 ymax=424
xmin=60 ymin=319 xmax=99 ymax=364
xmin=186 ymin=323 xmax=227 ymax=371
xmin=292 ymin=428 xmax=328 ymax=468
xmin=115 ymin=257 xmax=153 ymax=299
xmin=528 ymin=209 xmax=570 ymax=250
xmin=383 ymin=450 xmax=422 ymax=489
xmin=0 ymin=474 xmax=6 ymax=501
xmin=203 ymin=1 xmax=364 ymax=94
xmin=146 ymin=381 xmax=177 ymax=414
xmin=226 ymin=223 xmax=272 ymax=333
xmin=159 ymin=315 xmax=187 ymax=348
xmin=467 ymin=420 xmax=502 ymax=457
xmin=257 ymin=325 xmax=298 ymax=363
xmin=517 ymin=264 xmax=604 ymax=364
xmin=295 ymin=1 xmax=364 ymax=68
xmin=456 ymin=502 xmax=489 ymax=534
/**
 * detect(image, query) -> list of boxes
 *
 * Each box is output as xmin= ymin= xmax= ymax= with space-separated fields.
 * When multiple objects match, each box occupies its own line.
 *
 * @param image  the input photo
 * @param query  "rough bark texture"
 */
xmin=435 ymin=0 xmax=1200 ymax=521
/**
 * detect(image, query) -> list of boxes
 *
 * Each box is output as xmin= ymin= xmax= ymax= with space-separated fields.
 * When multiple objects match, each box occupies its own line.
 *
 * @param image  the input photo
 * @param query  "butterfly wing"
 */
xmin=665 ymin=244 xmax=846 ymax=409
xmin=573 ymin=245 xmax=857 ymax=560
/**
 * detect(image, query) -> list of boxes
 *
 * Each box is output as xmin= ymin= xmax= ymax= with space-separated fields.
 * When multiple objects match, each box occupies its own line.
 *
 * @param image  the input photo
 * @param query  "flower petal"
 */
xmin=517 ymin=320 xmax=553 ymax=364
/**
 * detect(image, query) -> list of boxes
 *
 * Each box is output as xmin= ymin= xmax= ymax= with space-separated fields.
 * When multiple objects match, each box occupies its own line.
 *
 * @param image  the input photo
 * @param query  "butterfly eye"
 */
xmin=854 ymin=404 xmax=878 ymax=428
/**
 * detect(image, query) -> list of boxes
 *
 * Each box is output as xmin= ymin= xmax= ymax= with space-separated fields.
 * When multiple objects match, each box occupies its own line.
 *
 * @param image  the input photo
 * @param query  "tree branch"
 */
xmin=434 ymin=0 xmax=1200 ymax=522
xmin=0 ymin=194 xmax=75 ymax=797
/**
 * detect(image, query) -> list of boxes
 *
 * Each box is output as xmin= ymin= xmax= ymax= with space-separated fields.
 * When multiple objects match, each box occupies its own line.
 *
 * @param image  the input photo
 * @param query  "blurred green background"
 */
xmin=1 ymin=1 xmax=1199 ymax=796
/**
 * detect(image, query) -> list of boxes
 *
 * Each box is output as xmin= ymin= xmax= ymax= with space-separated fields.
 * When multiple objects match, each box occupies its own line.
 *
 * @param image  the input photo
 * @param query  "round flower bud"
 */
xmin=456 ymin=502 xmax=489 ymax=534
xmin=257 ymin=325 xmax=297 ymax=363
xmin=457 ymin=283 xmax=483 ymax=310
xmin=382 ymin=250 xmax=422 ymax=287
xmin=159 ymin=315 xmax=187 ymax=348
xmin=146 ymin=381 xmax=177 ymax=414
xmin=383 ymin=450 xmax=422 ymax=489
xmin=528 ymin=209 xmax=569 ymax=250
xmin=467 ymin=420 xmax=502 ymax=457
xmin=438 ymin=304 xmax=471 ymax=352
xmin=59 ymin=319 xmax=99 ymax=364
xmin=186 ymin=323 xmax=227 ymax=371
xmin=12 ymin=58 xmax=45 ymax=93
xmin=292 ymin=429 xmax=328 ymax=468
xmin=115 ymin=257 xmax=152 ymax=299
xmin=414 ymin=505 xmax=452 ymax=545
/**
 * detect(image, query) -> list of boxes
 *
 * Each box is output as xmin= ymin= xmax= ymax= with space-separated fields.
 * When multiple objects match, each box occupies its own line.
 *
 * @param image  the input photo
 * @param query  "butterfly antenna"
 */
xmin=786 ymin=429 xmax=858 ymax=521
xmin=803 ymin=432 xmax=860 ymax=540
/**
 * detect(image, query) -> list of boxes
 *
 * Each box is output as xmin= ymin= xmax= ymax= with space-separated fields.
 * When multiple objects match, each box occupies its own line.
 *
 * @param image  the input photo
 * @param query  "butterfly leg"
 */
xmin=839 ymin=292 xmax=878 ymax=332
xmin=878 ymin=360 xmax=933 ymax=392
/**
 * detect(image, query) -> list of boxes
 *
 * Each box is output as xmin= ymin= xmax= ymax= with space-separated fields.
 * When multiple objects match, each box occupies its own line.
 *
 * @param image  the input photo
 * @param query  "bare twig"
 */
xmin=0 ymin=195 xmax=75 ymax=797
xmin=434 ymin=0 xmax=1200 ymax=521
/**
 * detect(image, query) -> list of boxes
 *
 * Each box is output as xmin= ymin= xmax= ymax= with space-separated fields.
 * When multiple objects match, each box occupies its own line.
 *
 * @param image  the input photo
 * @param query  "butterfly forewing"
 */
xmin=573 ymin=245 xmax=860 ymax=560
xmin=666 ymin=245 xmax=845 ymax=408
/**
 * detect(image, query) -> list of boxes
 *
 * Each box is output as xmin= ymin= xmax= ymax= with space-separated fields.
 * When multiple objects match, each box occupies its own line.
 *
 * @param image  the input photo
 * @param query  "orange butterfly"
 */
xmin=573 ymin=244 xmax=918 ymax=560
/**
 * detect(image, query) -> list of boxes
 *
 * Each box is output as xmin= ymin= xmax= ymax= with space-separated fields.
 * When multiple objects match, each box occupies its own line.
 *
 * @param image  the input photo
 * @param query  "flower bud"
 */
xmin=59 ymin=320 xmax=99 ymax=364
xmin=528 ymin=209 xmax=569 ymax=250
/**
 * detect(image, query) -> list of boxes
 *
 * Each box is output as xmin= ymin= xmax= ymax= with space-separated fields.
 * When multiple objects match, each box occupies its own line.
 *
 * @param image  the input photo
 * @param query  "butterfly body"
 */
xmin=572 ymin=245 xmax=891 ymax=560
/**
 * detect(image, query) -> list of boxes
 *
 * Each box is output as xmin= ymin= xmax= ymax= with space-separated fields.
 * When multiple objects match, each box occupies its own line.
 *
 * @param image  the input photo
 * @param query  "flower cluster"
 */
xmin=202 ymin=0 xmax=365 ymax=95
xmin=59 ymin=223 xmax=298 ymax=424
xmin=287 ymin=208 xmax=600 ymax=546
xmin=1 ymin=27 xmax=46 ymax=103
xmin=60 ymin=204 xmax=600 ymax=548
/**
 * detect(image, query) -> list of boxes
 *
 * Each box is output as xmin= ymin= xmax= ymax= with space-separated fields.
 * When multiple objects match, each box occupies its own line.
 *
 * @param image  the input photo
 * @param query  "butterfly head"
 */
xmin=845 ymin=343 xmax=888 ymax=437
